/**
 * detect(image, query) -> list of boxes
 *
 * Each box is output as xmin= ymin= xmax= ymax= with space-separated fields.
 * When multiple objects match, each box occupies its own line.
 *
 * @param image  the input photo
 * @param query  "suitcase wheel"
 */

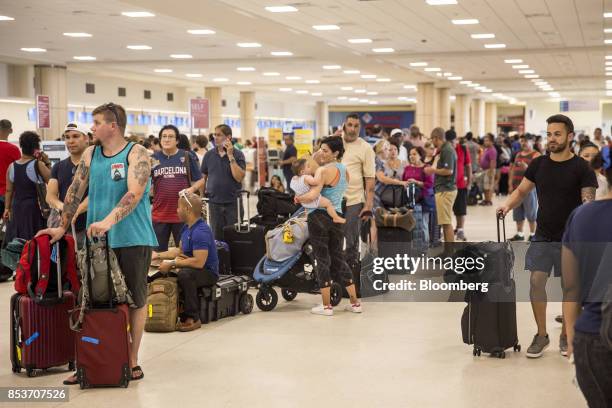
xmin=473 ymin=347 xmax=481 ymax=357
xmin=77 ymin=367 xmax=88 ymax=389
xmin=239 ymin=293 xmax=254 ymax=314
xmin=11 ymin=364 xmax=21 ymax=374
xmin=330 ymin=282 xmax=343 ymax=307
xmin=256 ymin=287 xmax=278 ymax=312
xmin=68 ymin=361 xmax=75 ymax=371
xmin=26 ymin=368 xmax=36 ymax=377
xmin=120 ymin=364 xmax=130 ymax=388
xmin=513 ymin=344 xmax=521 ymax=352
xmin=281 ymin=289 xmax=297 ymax=302
xmin=491 ymin=350 xmax=506 ymax=359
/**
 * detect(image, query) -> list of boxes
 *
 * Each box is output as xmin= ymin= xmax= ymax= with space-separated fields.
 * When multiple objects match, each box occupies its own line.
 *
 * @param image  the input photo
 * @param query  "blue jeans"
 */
xmin=153 ymin=222 xmax=184 ymax=252
xmin=574 ymin=331 xmax=612 ymax=408
xmin=209 ymin=201 xmax=243 ymax=241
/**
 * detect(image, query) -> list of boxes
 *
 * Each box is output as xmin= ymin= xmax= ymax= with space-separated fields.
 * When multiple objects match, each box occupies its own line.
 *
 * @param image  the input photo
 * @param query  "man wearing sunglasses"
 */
xmin=37 ymin=102 xmax=157 ymax=384
xmin=152 ymin=192 xmax=219 ymax=331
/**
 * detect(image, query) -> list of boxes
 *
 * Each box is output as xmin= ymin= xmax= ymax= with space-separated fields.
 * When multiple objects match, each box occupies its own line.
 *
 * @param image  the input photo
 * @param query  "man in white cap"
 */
xmin=390 ymin=128 xmax=409 ymax=162
xmin=45 ymin=122 xmax=91 ymax=248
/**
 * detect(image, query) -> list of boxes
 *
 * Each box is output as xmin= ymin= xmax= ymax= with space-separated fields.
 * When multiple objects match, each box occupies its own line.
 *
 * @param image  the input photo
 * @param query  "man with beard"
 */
xmin=498 ymin=114 xmax=597 ymax=359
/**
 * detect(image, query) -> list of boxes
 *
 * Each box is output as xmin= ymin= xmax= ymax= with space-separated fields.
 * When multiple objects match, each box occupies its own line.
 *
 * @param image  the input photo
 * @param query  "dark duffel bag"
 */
xmin=256 ymin=188 xmax=298 ymax=220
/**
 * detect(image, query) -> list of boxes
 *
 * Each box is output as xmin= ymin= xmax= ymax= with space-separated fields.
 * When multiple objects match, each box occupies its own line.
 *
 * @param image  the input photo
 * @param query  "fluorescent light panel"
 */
xmin=63 ymin=32 xmax=92 ymax=37
xmin=305 ymin=80 xmax=320 ymax=84
xmin=323 ymin=65 xmax=341 ymax=69
xmin=504 ymin=59 xmax=522 ymax=63
xmin=348 ymin=38 xmax=372 ymax=44
xmin=154 ymin=69 xmax=172 ymax=73
xmin=424 ymin=67 xmax=441 ymax=72
xmin=519 ymin=69 xmax=535 ymax=74
xmin=263 ymin=72 xmax=280 ymax=76
xmin=372 ymin=48 xmax=394 ymax=53
xmin=512 ymin=65 xmax=529 ymax=69
xmin=265 ymin=5 xmax=298 ymax=12
xmin=73 ymin=56 xmax=96 ymax=61
xmin=452 ymin=19 xmax=479 ymax=25
xmin=410 ymin=62 xmax=428 ymax=67
xmin=188 ymin=29 xmax=215 ymax=35
xmin=471 ymin=33 xmax=495 ymax=39
xmin=312 ymin=25 xmax=340 ymax=31
xmin=485 ymin=43 xmax=506 ymax=48
xmin=127 ymin=45 xmax=151 ymax=50
xmin=343 ymin=70 xmax=360 ymax=74
xmin=186 ymin=73 xmax=203 ymax=78
xmin=170 ymin=54 xmax=192 ymax=59
xmin=426 ymin=0 xmax=457 ymax=4
xmin=237 ymin=42 xmax=262 ymax=48
xmin=0 ymin=16 xmax=15 ymax=21
xmin=271 ymin=51 xmax=292 ymax=56
xmin=237 ymin=67 xmax=255 ymax=71
xmin=21 ymin=47 xmax=46 ymax=52
xmin=121 ymin=11 xmax=155 ymax=17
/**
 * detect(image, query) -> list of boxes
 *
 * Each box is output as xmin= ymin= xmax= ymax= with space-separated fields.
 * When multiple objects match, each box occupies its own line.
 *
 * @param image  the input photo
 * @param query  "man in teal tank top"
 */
xmin=38 ymin=103 xmax=157 ymax=384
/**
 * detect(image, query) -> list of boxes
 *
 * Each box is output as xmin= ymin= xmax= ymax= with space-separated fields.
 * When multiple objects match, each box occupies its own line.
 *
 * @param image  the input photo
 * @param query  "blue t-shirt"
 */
xmin=201 ymin=148 xmax=246 ymax=204
xmin=562 ymin=199 xmax=612 ymax=334
xmin=180 ymin=219 xmax=219 ymax=276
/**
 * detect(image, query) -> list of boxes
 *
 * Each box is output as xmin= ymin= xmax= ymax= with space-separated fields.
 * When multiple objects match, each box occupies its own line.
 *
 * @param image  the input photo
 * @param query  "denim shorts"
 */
xmin=524 ymin=235 xmax=561 ymax=277
xmin=512 ymin=189 xmax=538 ymax=222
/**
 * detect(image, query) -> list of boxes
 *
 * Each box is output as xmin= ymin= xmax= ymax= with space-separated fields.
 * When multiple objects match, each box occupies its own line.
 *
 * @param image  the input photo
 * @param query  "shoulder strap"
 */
xmin=184 ymin=150 xmax=192 ymax=184
xmin=32 ymin=235 xmax=51 ymax=298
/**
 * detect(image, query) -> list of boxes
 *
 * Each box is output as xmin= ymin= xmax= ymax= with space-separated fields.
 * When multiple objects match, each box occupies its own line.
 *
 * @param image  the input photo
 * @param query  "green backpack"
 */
xmin=145 ymin=273 xmax=179 ymax=332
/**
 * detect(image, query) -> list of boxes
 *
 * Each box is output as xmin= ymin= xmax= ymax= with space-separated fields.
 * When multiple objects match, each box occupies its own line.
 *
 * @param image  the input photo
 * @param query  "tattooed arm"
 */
xmin=36 ymin=146 xmax=93 ymax=242
xmin=88 ymin=144 xmax=150 ymax=237
xmin=581 ymin=187 xmax=596 ymax=203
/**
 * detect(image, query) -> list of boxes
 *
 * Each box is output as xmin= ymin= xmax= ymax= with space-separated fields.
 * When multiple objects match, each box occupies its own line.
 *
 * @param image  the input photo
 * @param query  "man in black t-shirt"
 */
xmin=498 ymin=114 xmax=597 ymax=359
xmin=279 ymin=134 xmax=297 ymax=193
xmin=46 ymin=122 xmax=91 ymax=248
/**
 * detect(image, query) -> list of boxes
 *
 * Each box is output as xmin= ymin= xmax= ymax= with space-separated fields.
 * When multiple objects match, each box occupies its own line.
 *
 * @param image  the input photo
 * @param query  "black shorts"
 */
xmin=452 ymin=188 xmax=468 ymax=216
xmin=524 ymin=236 xmax=561 ymax=277
xmin=113 ymin=246 xmax=153 ymax=308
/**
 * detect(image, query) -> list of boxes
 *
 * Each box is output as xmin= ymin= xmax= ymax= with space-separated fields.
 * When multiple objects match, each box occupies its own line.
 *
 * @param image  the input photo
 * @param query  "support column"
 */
xmin=205 ymin=86 xmax=223 ymax=130
xmin=8 ymin=64 xmax=33 ymax=98
xmin=240 ymin=91 xmax=256 ymax=143
xmin=485 ymin=102 xmax=498 ymax=135
xmin=436 ymin=87 xmax=451 ymax=131
xmin=416 ymin=82 xmax=437 ymax=137
xmin=315 ymin=101 xmax=329 ymax=138
xmin=33 ymin=65 xmax=67 ymax=140
xmin=454 ymin=94 xmax=471 ymax=137
xmin=471 ymin=98 xmax=486 ymax=138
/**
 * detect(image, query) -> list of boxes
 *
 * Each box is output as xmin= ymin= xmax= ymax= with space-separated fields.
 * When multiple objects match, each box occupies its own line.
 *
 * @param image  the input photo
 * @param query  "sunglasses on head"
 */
xmin=179 ymin=190 xmax=194 ymax=208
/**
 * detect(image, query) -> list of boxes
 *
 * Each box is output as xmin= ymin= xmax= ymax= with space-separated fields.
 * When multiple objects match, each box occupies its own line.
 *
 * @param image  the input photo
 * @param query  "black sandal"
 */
xmin=63 ymin=373 xmax=78 ymax=385
xmin=131 ymin=365 xmax=144 ymax=381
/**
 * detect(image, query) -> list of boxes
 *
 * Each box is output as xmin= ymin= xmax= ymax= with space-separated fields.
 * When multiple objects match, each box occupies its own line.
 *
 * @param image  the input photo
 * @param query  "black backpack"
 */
xmin=256 ymin=188 xmax=299 ymax=221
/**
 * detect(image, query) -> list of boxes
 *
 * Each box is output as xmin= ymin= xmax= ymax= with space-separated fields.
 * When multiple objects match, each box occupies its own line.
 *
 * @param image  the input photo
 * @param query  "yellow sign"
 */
xmin=294 ymin=129 xmax=314 ymax=159
xmin=268 ymin=128 xmax=283 ymax=147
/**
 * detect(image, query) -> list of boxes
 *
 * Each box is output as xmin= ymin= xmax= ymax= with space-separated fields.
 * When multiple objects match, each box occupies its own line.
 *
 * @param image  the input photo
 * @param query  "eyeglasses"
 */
xmin=179 ymin=190 xmax=194 ymax=208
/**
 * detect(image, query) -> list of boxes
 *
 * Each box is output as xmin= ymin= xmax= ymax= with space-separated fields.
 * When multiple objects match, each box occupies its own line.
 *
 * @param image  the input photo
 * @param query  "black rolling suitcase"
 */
xmin=223 ymin=191 xmax=266 ymax=277
xmin=198 ymin=275 xmax=253 ymax=323
xmin=460 ymin=215 xmax=520 ymax=358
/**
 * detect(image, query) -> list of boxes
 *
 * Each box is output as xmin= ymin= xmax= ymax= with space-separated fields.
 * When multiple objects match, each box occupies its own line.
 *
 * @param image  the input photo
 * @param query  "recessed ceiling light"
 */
xmin=286 ymin=76 xmax=302 ymax=80
xmin=63 ymin=32 xmax=92 ymax=37
xmin=354 ymin=89 xmax=367 ymax=93
xmin=467 ymin=83 xmax=480 ymax=88
xmin=443 ymin=72 xmax=453 ymax=77
xmin=519 ymin=69 xmax=535 ymax=74
xmin=170 ymin=54 xmax=192 ymax=59
xmin=525 ymin=74 xmax=539 ymax=78
xmin=605 ymin=39 xmax=612 ymax=44
xmin=404 ymin=84 xmax=417 ymax=89
xmin=279 ymin=88 xmax=292 ymax=92
xmin=452 ymin=19 xmax=479 ymax=25
xmin=121 ymin=11 xmax=155 ymax=17
xmin=359 ymin=99 xmax=369 ymax=103
xmin=213 ymin=78 xmax=229 ymax=82
xmin=237 ymin=81 xmax=252 ymax=85
xmin=341 ymin=87 xmax=353 ymax=91
xmin=0 ymin=16 xmax=15 ymax=21
xmin=296 ymin=90 xmax=309 ymax=94
xmin=271 ymin=51 xmax=293 ymax=56
xmin=549 ymin=92 xmax=560 ymax=97
xmin=604 ymin=12 xmax=612 ymax=18
xmin=348 ymin=38 xmax=372 ymax=44
xmin=485 ymin=43 xmax=506 ymax=48
xmin=367 ymin=91 xmax=378 ymax=95
xmin=187 ymin=29 xmax=216 ymax=35
xmin=361 ymin=74 xmax=377 ymax=79
xmin=186 ymin=73 xmax=203 ymax=78
xmin=504 ymin=59 xmax=523 ymax=63
xmin=376 ymin=78 xmax=391 ymax=82
xmin=460 ymin=81 xmax=472 ymax=85
xmin=265 ymin=5 xmax=298 ymax=12
xmin=512 ymin=65 xmax=529 ymax=69
xmin=606 ymin=61 xmax=612 ymax=66
xmin=369 ymin=101 xmax=379 ymax=105
xmin=449 ymin=76 xmax=462 ymax=80
xmin=21 ymin=47 xmax=46 ymax=52
xmin=154 ymin=69 xmax=172 ymax=73
xmin=607 ymin=66 xmax=612 ymax=71
xmin=349 ymin=97 xmax=359 ymax=101
xmin=313 ymin=25 xmax=340 ymax=31
xmin=605 ymin=29 xmax=612 ymax=34
xmin=481 ymin=89 xmax=493 ymax=93
xmin=323 ymin=65 xmax=341 ymax=70
xmin=410 ymin=62 xmax=428 ymax=67
xmin=306 ymin=79 xmax=320 ymax=84
xmin=237 ymin=67 xmax=255 ymax=71
xmin=607 ymin=90 xmax=612 ymax=96
xmin=471 ymin=33 xmax=495 ymax=39
xmin=424 ymin=67 xmax=441 ymax=72
xmin=338 ymin=96 xmax=348 ymax=100
xmin=343 ymin=70 xmax=360 ymax=74
xmin=311 ymin=92 xmax=323 ymax=96
xmin=127 ymin=45 xmax=152 ymax=50
xmin=426 ymin=0 xmax=458 ymax=4
xmin=263 ymin=72 xmax=280 ymax=76
xmin=237 ymin=42 xmax=262 ymax=48
xmin=73 ymin=56 xmax=96 ymax=61
xmin=606 ymin=55 xmax=612 ymax=60
xmin=372 ymin=47 xmax=395 ymax=53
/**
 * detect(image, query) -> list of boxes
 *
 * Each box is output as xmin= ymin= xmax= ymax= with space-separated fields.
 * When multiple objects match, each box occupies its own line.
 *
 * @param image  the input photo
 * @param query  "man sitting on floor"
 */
xmin=152 ymin=192 xmax=219 ymax=331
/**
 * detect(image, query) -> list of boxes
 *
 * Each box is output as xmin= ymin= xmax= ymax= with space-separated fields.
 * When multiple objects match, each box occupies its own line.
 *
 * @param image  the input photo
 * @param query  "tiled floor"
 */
xmin=0 ymin=196 xmax=587 ymax=407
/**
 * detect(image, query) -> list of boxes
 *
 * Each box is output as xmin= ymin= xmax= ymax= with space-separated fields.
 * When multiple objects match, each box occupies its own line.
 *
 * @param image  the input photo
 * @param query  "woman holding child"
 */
xmin=294 ymin=136 xmax=361 ymax=316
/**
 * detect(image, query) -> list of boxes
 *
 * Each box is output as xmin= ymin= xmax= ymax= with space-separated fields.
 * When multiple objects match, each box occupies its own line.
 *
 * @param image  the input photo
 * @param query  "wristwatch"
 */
xmin=229 ymin=157 xmax=236 ymax=164
xmin=171 ymin=260 xmax=177 ymax=270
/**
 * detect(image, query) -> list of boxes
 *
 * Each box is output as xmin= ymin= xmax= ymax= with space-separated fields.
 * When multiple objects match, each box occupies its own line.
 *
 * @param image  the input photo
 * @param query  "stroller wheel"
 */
xmin=281 ymin=289 xmax=298 ymax=302
xmin=256 ymin=287 xmax=278 ymax=312
xmin=330 ymin=282 xmax=343 ymax=307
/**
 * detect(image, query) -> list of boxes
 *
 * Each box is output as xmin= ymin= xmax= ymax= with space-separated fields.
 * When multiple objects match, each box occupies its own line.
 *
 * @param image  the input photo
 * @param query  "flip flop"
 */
xmin=63 ymin=374 xmax=78 ymax=385
xmin=131 ymin=365 xmax=144 ymax=381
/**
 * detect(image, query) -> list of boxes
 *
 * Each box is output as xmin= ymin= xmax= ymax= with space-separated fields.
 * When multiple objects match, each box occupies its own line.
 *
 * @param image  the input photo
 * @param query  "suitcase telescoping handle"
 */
xmin=235 ymin=190 xmax=250 ymax=233
xmin=85 ymin=232 xmax=114 ymax=308
xmin=497 ymin=212 xmax=506 ymax=243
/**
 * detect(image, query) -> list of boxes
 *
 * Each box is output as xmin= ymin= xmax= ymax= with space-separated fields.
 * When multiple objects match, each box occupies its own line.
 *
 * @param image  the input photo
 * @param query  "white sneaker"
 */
xmin=344 ymin=302 xmax=363 ymax=313
xmin=311 ymin=304 xmax=333 ymax=316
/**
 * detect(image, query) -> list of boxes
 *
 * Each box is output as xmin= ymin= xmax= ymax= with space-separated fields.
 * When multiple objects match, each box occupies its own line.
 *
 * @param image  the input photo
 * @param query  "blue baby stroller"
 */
xmin=253 ymin=242 xmax=343 ymax=312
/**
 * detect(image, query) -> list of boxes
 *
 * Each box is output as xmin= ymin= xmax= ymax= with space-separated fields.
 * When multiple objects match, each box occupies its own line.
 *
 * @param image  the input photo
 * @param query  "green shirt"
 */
xmin=434 ymin=142 xmax=457 ymax=193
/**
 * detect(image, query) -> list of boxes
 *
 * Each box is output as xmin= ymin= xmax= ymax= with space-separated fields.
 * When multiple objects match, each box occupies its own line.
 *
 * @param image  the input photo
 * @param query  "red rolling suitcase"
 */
xmin=75 ymin=236 xmax=131 ymax=389
xmin=10 ymin=241 xmax=76 ymax=377
xmin=223 ymin=190 xmax=266 ymax=277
